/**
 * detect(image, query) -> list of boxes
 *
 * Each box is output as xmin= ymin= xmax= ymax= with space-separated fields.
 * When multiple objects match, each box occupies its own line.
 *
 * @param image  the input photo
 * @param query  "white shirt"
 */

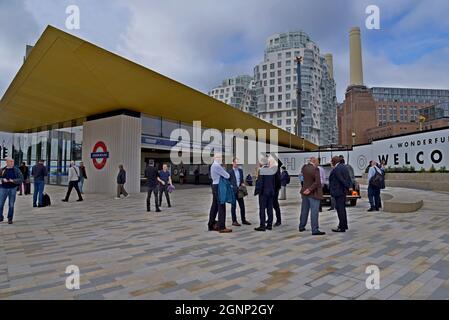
xmin=68 ymin=166 xmax=80 ymax=182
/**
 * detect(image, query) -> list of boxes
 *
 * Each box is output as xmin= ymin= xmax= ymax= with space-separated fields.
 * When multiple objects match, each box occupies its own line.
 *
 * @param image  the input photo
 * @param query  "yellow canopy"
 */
xmin=0 ymin=25 xmax=315 ymax=151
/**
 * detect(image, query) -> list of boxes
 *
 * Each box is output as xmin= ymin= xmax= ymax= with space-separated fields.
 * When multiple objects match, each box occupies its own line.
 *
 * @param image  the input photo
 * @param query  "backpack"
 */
xmin=42 ymin=193 xmax=51 ymax=207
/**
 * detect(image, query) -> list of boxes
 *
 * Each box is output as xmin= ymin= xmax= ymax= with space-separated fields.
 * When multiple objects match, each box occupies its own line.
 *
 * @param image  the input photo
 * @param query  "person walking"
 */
xmin=271 ymin=157 xmax=282 ymax=227
xmin=62 ymin=161 xmax=83 ymax=203
xmin=279 ymin=166 xmax=290 ymax=200
xmin=298 ymin=157 xmax=325 ymax=236
xmin=145 ymin=162 xmax=161 ymax=212
xmin=254 ymin=156 xmax=276 ymax=232
xmin=179 ymin=165 xmax=186 ymax=185
xmin=0 ymin=159 xmax=24 ymax=224
xmin=367 ymin=160 xmax=383 ymax=212
xmin=18 ymin=162 xmax=30 ymax=196
xmin=115 ymin=165 xmax=129 ymax=199
xmin=194 ymin=167 xmax=200 ymax=185
xmin=158 ymin=164 xmax=172 ymax=208
xmin=78 ymin=162 xmax=88 ymax=194
xmin=329 ymin=156 xmax=352 ymax=232
xmin=208 ymin=153 xmax=232 ymax=233
xmin=31 ymin=159 xmax=48 ymax=208
xmin=228 ymin=158 xmax=251 ymax=226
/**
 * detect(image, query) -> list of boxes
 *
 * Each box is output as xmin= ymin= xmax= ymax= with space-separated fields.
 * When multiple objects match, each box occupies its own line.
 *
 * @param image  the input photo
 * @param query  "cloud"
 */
xmin=0 ymin=0 xmax=40 ymax=97
xmin=1 ymin=0 xmax=449 ymax=105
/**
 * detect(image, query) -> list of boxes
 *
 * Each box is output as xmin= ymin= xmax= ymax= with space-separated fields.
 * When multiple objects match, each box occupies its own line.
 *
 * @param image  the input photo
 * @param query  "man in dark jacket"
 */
xmin=279 ymin=166 xmax=289 ymax=200
xmin=272 ymin=158 xmax=282 ymax=227
xmin=145 ymin=162 xmax=161 ymax=212
xmin=116 ymin=165 xmax=128 ymax=199
xmin=329 ymin=156 xmax=352 ymax=232
xmin=31 ymin=159 xmax=48 ymax=207
xmin=18 ymin=162 xmax=30 ymax=196
xmin=0 ymin=159 xmax=23 ymax=224
xmin=254 ymin=157 xmax=276 ymax=232
xmin=228 ymin=158 xmax=251 ymax=226
xmin=299 ymin=157 xmax=325 ymax=236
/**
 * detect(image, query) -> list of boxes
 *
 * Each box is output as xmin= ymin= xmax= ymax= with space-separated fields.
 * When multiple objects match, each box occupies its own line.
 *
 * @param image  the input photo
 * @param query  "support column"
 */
xmin=82 ymin=113 xmax=141 ymax=194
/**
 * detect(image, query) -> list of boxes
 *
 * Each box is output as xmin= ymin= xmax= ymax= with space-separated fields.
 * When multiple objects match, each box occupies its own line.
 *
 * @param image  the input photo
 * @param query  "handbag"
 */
xmin=238 ymin=185 xmax=248 ymax=199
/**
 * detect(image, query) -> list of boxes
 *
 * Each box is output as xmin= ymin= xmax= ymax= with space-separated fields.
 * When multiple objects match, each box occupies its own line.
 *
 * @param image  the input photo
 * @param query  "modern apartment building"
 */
xmin=208 ymin=75 xmax=257 ymax=115
xmin=253 ymin=31 xmax=338 ymax=146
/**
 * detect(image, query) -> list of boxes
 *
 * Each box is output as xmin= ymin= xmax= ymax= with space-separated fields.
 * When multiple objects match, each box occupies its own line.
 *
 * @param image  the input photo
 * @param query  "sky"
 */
xmin=1 ymin=0 xmax=449 ymax=106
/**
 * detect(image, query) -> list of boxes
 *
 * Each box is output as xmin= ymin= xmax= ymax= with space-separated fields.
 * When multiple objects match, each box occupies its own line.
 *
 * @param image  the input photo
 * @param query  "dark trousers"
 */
xmin=195 ymin=176 xmax=200 ymax=185
xmin=231 ymin=193 xmax=246 ymax=223
xmin=335 ymin=195 xmax=348 ymax=230
xmin=147 ymin=187 xmax=159 ymax=211
xmin=65 ymin=181 xmax=83 ymax=201
xmin=209 ymin=184 xmax=226 ymax=230
xmin=273 ymin=189 xmax=281 ymax=223
xmin=159 ymin=185 xmax=171 ymax=207
xmin=259 ymin=194 xmax=274 ymax=228
xmin=368 ymin=185 xmax=381 ymax=210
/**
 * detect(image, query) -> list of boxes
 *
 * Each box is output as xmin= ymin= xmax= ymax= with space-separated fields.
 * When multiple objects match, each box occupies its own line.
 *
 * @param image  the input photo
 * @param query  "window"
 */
xmin=277 ymin=61 xmax=282 ymax=68
xmin=142 ymin=116 xmax=162 ymax=137
xmin=287 ymin=111 xmax=291 ymax=117
xmin=286 ymin=69 xmax=291 ymax=75
xmin=270 ymin=95 xmax=275 ymax=102
xmin=286 ymin=119 xmax=291 ymax=125
xmin=277 ymin=70 xmax=282 ymax=77
xmin=270 ymin=72 xmax=275 ymax=78
xmin=270 ymin=79 xmax=275 ymax=85
xmin=277 ymin=112 xmax=282 ymax=117
xmin=270 ymin=63 xmax=275 ymax=70
xmin=278 ymin=102 xmax=282 ymax=109
xmin=270 ymin=87 xmax=275 ymax=93
xmin=286 ymin=77 xmax=291 ymax=83
xmin=162 ymin=119 xmax=180 ymax=138
xmin=262 ymin=73 xmax=267 ymax=79
xmin=277 ymin=120 xmax=282 ymax=126
xmin=263 ymin=65 xmax=267 ymax=71
xmin=278 ymin=86 xmax=282 ymax=92
xmin=286 ymin=60 xmax=291 ymax=67
xmin=286 ymin=93 xmax=291 ymax=100
xmin=286 ymin=52 xmax=292 ymax=58
xmin=278 ymin=95 xmax=283 ymax=101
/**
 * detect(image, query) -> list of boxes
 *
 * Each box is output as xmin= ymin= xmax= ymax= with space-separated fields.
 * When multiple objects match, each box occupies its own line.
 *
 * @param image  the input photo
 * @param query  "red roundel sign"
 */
xmin=91 ymin=141 xmax=109 ymax=170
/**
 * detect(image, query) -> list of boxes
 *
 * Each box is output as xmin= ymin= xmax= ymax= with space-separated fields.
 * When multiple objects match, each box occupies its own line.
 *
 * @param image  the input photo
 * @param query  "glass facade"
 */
xmin=12 ymin=118 xmax=85 ymax=186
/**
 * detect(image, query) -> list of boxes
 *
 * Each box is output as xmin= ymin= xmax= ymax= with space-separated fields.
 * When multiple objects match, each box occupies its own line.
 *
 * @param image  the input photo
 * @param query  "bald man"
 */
xmin=208 ymin=154 xmax=232 ymax=233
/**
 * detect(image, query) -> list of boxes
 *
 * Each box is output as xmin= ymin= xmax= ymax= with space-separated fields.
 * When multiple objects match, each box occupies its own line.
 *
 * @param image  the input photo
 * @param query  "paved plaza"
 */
xmin=0 ymin=184 xmax=449 ymax=300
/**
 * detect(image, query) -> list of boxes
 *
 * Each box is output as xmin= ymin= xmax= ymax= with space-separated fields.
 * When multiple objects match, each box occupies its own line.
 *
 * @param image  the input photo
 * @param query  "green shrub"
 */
xmin=429 ymin=165 xmax=437 ymax=173
xmin=438 ymin=166 xmax=447 ymax=173
xmin=419 ymin=167 xmax=426 ymax=173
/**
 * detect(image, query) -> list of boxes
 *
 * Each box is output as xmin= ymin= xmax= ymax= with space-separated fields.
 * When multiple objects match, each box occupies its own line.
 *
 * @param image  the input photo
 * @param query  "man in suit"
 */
xmin=271 ymin=157 xmax=283 ymax=227
xmin=228 ymin=158 xmax=251 ymax=226
xmin=299 ymin=157 xmax=325 ymax=236
xmin=329 ymin=156 xmax=352 ymax=232
xmin=254 ymin=156 xmax=276 ymax=232
xmin=145 ymin=162 xmax=162 ymax=212
xmin=208 ymin=153 xmax=232 ymax=233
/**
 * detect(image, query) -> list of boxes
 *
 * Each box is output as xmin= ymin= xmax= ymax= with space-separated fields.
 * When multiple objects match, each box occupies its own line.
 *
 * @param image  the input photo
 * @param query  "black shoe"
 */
xmin=168 ymin=205 xmax=172 ymax=208
xmin=375 ymin=208 xmax=380 ymax=211
xmin=147 ymin=209 xmax=151 ymax=212
xmin=299 ymin=227 xmax=306 ymax=232
xmin=274 ymin=222 xmax=282 ymax=227
xmin=61 ymin=199 xmax=68 ymax=202
xmin=332 ymin=228 xmax=346 ymax=233
xmin=266 ymin=226 xmax=272 ymax=231
xmin=367 ymin=208 xmax=376 ymax=212
xmin=312 ymin=231 xmax=326 ymax=236
xmin=77 ymin=199 xmax=83 ymax=202
xmin=33 ymin=205 xmax=37 ymax=208
xmin=8 ymin=220 xmax=13 ymax=225
xmin=156 ymin=208 xmax=161 ymax=212
xmin=254 ymin=226 xmax=266 ymax=232
xmin=242 ymin=220 xmax=252 ymax=225
xmin=327 ymin=208 xmax=334 ymax=211
xmin=0 ymin=219 xmax=3 ymax=223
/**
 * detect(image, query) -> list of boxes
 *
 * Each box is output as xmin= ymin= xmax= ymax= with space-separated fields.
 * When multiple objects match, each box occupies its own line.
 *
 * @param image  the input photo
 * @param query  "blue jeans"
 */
xmin=299 ymin=195 xmax=321 ymax=233
xmin=33 ymin=180 xmax=45 ymax=207
xmin=368 ymin=185 xmax=381 ymax=209
xmin=79 ymin=177 xmax=85 ymax=193
xmin=0 ymin=188 xmax=17 ymax=221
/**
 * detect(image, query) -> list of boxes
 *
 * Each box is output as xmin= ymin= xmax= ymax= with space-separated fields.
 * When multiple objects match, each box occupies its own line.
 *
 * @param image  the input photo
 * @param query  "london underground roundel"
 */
xmin=91 ymin=141 xmax=109 ymax=170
